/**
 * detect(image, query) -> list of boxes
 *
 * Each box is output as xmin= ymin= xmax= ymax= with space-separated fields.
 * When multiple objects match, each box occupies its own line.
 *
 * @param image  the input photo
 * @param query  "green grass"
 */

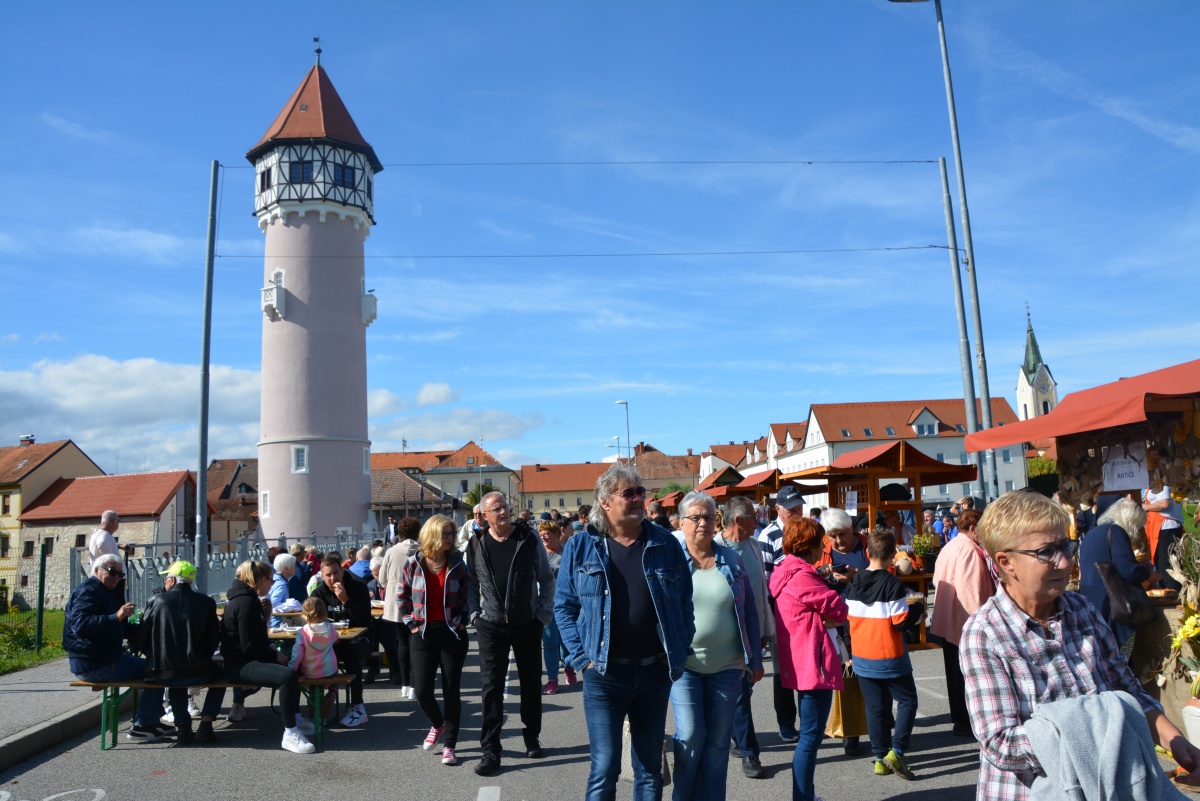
xmin=0 ymin=609 xmax=66 ymax=676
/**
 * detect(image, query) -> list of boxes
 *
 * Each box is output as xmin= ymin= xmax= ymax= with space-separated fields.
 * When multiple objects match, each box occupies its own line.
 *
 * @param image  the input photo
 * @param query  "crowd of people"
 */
xmin=61 ymin=469 xmax=1200 ymax=800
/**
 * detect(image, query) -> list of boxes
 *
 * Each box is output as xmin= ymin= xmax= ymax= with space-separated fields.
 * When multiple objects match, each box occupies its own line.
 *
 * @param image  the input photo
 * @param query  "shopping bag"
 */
xmin=825 ymin=672 xmax=869 ymax=738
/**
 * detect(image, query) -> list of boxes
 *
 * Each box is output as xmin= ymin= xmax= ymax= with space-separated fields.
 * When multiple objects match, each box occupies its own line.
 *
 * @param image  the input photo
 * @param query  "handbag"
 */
xmin=1095 ymin=527 xmax=1156 ymax=628
xmin=825 ymin=666 xmax=869 ymax=738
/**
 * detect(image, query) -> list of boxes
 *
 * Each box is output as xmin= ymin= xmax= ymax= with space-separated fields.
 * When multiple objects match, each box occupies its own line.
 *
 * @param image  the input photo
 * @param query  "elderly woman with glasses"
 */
xmin=961 ymin=491 xmax=1200 ymax=800
xmin=670 ymin=491 xmax=763 ymax=801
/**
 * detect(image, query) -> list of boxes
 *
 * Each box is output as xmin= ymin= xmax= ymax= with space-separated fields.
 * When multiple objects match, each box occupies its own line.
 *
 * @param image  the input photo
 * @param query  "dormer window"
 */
xmin=915 ymin=423 xmax=937 ymax=437
xmin=289 ymin=161 xmax=314 ymax=184
xmin=840 ymin=429 xmax=852 ymax=438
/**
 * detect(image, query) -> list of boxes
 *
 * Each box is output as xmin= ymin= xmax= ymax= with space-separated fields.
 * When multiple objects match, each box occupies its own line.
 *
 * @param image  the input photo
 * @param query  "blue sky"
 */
xmin=1 ymin=2 xmax=1197 ymax=475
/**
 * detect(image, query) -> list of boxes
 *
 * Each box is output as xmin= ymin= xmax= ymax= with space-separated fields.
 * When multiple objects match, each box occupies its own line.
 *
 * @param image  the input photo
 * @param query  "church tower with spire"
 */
xmin=246 ymin=53 xmax=382 ymax=541
xmin=1015 ymin=307 xmax=1057 ymax=421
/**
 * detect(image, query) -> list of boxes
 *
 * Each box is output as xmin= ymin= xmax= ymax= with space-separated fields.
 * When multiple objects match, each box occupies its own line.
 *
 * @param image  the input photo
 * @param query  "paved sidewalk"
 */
xmin=0 ymin=657 xmax=105 ymax=771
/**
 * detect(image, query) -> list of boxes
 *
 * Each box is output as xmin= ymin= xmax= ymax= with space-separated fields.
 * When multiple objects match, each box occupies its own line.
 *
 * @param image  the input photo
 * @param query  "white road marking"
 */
xmin=477 ymin=787 xmax=501 ymax=801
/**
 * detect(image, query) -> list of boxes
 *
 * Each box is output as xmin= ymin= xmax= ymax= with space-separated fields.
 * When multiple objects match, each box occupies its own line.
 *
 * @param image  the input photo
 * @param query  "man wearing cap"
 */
xmin=63 ymin=553 xmax=169 ymax=741
xmin=756 ymin=485 xmax=805 ymax=743
xmin=137 ymin=561 xmax=225 ymax=745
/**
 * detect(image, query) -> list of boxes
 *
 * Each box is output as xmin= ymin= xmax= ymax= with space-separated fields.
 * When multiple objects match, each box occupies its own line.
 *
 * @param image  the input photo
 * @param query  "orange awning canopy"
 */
xmin=964 ymin=359 xmax=1200 ymax=453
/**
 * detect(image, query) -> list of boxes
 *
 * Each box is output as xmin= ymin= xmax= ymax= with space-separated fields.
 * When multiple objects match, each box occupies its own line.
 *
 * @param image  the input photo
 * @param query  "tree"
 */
xmin=655 ymin=481 xmax=692 ymax=499
xmin=465 ymin=483 xmax=501 ymax=508
xmin=1026 ymin=456 xmax=1058 ymax=497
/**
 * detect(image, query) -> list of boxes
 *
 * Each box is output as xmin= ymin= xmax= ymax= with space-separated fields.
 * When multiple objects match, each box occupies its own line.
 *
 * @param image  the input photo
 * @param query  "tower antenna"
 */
xmin=313 ymin=37 xmax=322 ymax=66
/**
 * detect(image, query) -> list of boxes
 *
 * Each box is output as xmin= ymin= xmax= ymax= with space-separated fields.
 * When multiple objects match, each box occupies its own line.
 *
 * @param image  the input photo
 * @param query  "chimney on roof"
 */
xmin=19 ymin=434 xmax=35 ymax=447
xmin=687 ymin=448 xmax=693 ymax=456
xmin=535 ymin=464 xmax=541 ymax=471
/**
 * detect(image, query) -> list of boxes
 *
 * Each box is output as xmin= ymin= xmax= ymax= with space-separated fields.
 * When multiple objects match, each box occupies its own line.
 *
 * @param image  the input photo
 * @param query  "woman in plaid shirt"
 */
xmin=960 ymin=491 xmax=1200 ymax=800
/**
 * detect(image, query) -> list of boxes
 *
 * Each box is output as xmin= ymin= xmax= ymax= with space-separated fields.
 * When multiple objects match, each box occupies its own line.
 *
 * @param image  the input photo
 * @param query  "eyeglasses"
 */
xmin=102 ymin=566 xmax=126 ymax=579
xmin=682 ymin=514 xmax=716 ymax=525
xmin=616 ymin=486 xmax=647 ymax=500
xmin=1007 ymin=539 xmax=1079 ymax=565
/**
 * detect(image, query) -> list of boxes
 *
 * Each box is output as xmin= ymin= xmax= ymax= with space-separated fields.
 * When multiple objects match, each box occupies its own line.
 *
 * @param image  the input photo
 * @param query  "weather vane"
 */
xmin=314 ymin=37 xmax=322 ymax=66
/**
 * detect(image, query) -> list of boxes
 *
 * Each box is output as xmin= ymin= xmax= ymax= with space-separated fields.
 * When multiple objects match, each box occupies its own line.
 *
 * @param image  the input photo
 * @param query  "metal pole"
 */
xmin=195 ymin=160 xmax=219 ymax=593
xmin=940 ymin=158 xmax=983 ymax=500
xmin=35 ymin=542 xmax=48 ymax=651
xmin=934 ymin=0 xmax=998 ymax=500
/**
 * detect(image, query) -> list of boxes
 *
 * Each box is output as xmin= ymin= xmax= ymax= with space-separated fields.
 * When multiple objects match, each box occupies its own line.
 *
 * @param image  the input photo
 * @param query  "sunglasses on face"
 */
xmin=103 ymin=566 xmax=126 ymax=579
xmin=682 ymin=514 xmax=715 ymax=524
xmin=616 ymin=486 xmax=647 ymax=500
xmin=1007 ymin=539 xmax=1079 ymax=565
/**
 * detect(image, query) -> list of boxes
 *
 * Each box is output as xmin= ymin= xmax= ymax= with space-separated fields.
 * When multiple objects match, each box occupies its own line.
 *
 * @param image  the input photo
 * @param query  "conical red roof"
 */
xmin=246 ymin=66 xmax=382 ymax=171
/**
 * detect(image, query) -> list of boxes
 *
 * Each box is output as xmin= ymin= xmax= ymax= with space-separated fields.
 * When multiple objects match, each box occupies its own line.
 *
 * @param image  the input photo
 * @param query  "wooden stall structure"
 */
xmin=781 ymin=441 xmax=978 ymax=530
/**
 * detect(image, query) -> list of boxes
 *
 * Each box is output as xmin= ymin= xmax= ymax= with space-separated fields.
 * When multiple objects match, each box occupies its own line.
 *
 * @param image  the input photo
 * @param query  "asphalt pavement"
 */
xmin=0 ymin=643 xmax=981 ymax=801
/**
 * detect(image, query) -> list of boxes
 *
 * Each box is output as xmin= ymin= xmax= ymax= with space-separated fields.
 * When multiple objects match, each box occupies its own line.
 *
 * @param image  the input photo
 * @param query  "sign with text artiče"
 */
xmin=1102 ymin=441 xmax=1148 ymax=492
xmin=844 ymin=490 xmax=858 ymax=515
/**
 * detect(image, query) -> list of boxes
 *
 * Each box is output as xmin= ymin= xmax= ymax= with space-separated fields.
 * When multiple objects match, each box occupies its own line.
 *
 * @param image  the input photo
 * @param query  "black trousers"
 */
xmin=411 ymin=622 xmax=469 ymax=748
xmin=377 ymin=619 xmax=411 ymax=685
xmin=334 ymin=637 xmax=366 ymax=705
xmin=230 ymin=660 xmax=299 ymax=723
xmin=476 ymin=618 xmax=543 ymax=757
xmin=941 ymin=641 xmax=970 ymax=733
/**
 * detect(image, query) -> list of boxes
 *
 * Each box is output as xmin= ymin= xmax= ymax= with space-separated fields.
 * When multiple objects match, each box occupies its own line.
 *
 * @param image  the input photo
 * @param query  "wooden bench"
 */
xmin=70 ymin=674 xmax=355 ymax=750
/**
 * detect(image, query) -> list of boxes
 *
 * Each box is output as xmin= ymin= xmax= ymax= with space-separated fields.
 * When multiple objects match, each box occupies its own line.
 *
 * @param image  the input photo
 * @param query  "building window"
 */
xmin=884 ymin=427 xmax=895 ymax=436
xmin=544 ymin=498 xmax=550 ymax=509
xmin=1 ymin=494 xmax=10 ymax=515
xmin=258 ymin=168 xmax=272 ymax=192
xmin=863 ymin=428 xmax=874 ymax=437
xmin=75 ymin=534 xmax=87 ymax=548
xmin=467 ymin=457 xmax=475 ymax=465
xmin=20 ymin=575 xmax=28 ymax=588
xmin=333 ymin=163 xmax=356 ymax=188
xmin=916 ymin=423 xmax=937 ymax=437
xmin=460 ymin=480 xmax=469 ymax=494
xmin=291 ymin=445 xmax=309 ymax=474
xmin=44 ymin=538 xmax=53 ymax=556
xmin=22 ymin=541 xmax=34 ymax=558
xmin=1023 ymin=403 xmax=1029 ymax=419
xmin=558 ymin=497 xmax=565 ymax=508
xmin=960 ymin=453 xmax=968 ymax=465
xmin=0 ymin=536 xmax=8 ymax=558
xmin=576 ymin=496 xmax=582 ymax=506
xmin=938 ymin=484 xmax=948 ymax=494
xmin=527 ymin=499 xmax=534 ymax=510
xmin=288 ymin=160 xmax=314 ymax=184
xmin=1005 ymin=480 xmax=1015 ymax=492
xmin=1042 ymin=401 xmax=1050 ymax=415
xmin=363 ymin=447 xmax=371 ymax=475
xmin=840 ymin=429 xmax=852 ymax=438
xmin=935 ymin=453 xmax=945 ymax=463
xmin=962 ymin=483 xmax=972 ymax=496
xmin=366 ymin=176 xmax=373 ymax=200
xmin=1002 ymin=449 xmax=1013 ymax=464
xmin=260 ymin=491 xmax=270 ymax=518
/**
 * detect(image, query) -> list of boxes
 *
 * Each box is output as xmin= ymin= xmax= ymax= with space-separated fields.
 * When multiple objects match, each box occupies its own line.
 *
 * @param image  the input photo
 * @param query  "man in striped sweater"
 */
xmin=845 ymin=527 xmax=919 ymax=781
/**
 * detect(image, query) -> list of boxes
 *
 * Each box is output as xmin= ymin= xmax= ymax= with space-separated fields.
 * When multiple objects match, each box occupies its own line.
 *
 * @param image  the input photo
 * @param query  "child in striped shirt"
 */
xmin=845 ymin=526 xmax=919 ymax=781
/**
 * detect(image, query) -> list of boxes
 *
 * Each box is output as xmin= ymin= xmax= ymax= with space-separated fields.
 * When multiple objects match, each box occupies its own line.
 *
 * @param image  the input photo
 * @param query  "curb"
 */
xmin=0 ymin=698 xmax=107 ymax=773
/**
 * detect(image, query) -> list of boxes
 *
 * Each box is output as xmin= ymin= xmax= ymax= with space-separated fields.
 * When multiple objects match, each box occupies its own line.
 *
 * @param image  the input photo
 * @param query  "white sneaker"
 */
xmin=282 ymin=729 xmax=316 ymax=754
xmin=160 ymin=711 xmax=175 ymax=727
xmin=340 ymin=704 xmax=368 ymax=728
xmin=187 ymin=702 xmax=202 ymax=717
xmin=295 ymin=715 xmax=315 ymax=736
xmin=405 ymin=686 xmax=416 ymax=700
xmin=227 ymin=704 xmax=247 ymax=722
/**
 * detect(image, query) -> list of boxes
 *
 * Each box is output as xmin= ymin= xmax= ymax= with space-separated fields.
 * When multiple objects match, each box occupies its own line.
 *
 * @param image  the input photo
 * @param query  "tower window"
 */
xmin=333 ymin=163 xmax=356 ymax=188
xmin=289 ymin=161 xmax=314 ymax=184
xmin=260 ymin=491 xmax=270 ymax=518
xmin=366 ymin=177 xmax=373 ymax=200
xmin=291 ymin=445 xmax=309 ymax=475
xmin=259 ymin=168 xmax=272 ymax=192
xmin=1042 ymin=401 xmax=1050 ymax=415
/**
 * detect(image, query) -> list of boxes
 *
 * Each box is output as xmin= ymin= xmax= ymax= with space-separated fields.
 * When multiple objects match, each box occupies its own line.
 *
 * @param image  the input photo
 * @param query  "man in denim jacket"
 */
xmin=555 ymin=464 xmax=695 ymax=801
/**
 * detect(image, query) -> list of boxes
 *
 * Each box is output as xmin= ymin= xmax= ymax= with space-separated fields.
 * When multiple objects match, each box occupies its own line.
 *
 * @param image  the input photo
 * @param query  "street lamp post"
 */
xmin=607 ymin=435 xmax=622 ymax=461
xmin=891 ymin=0 xmax=999 ymax=500
xmin=615 ymin=400 xmax=632 ymax=464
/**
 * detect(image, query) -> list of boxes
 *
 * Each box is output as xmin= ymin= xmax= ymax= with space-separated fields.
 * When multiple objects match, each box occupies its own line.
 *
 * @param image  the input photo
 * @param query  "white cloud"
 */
xmin=367 ymin=388 xmax=406 ymax=416
xmin=415 ymin=382 xmax=460 ymax=407
xmin=477 ymin=218 xmax=533 ymax=242
xmin=373 ymin=408 xmax=544 ymax=445
xmin=495 ymin=449 xmax=537 ymax=469
xmin=41 ymin=113 xmax=118 ymax=145
xmin=72 ymin=226 xmax=197 ymax=264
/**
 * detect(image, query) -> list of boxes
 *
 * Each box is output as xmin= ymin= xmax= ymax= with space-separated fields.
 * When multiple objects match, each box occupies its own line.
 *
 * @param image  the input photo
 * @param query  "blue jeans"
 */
xmin=542 ymin=616 xmax=562 ymax=682
xmin=79 ymin=654 xmax=163 ymax=728
xmin=730 ymin=672 xmax=759 ymax=757
xmin=858 ymin=673 xmax=918 ymax=759
xmin=582 ymin=661 xmax=672 ymax=801
xmin=670 ymin=667 xmax=742 ymax=801
xmin=792 ymin=689 xmax=833 ymax=801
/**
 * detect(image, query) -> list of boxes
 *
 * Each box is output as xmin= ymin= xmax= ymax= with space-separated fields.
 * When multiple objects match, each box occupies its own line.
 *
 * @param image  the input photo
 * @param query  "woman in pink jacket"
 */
xmin=770 ymin=516 xmax=849 ymax=801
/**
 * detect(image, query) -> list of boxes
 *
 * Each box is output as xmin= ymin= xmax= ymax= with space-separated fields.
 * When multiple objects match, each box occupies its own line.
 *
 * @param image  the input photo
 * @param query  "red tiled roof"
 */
xmin=697 ymin=466 xmax=743 ymax=491
xmin=436 ymin=441 xmax=505 ymax=470
xmin=0 ymin=440 xmax=100 ymax=484
xmin=371 ymin=451 xmax=453 ymax=472
xmin=705 ymin=443 xmax=746 ymax=465
xmin=205 ymin=458 xmax=257 ymax=501
xmin=812 ymin=398 xmax=1018 ymax=444
xmin=246 ymin=65 xmax=382 ymax=171
xmin=631 ymin=443 xmax=699 ymax=481
xmin=371 ymin=470 xmax=452 ymax=506
xmin=20 ymin=471 xmax=199 ymax=520
xmin=520 ymin=463 xmax=610 ymax=494
xmin=769 ymin=423 xmax=806 ymax=454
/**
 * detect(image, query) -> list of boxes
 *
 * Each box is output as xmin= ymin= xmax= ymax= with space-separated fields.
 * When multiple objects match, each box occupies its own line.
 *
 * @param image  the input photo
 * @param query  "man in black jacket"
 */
xmin=466 ymin=491 xmax=556 ymax=776
xmin=137 ymin=561 xmax=224 ymax=745
xmin=309 ymin=554 xmax=372 ymax=727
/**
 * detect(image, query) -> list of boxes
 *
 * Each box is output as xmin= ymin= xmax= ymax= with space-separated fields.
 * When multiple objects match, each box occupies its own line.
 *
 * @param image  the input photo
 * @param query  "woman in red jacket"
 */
xmin=770 ymin=517 xmax=848 ymax=801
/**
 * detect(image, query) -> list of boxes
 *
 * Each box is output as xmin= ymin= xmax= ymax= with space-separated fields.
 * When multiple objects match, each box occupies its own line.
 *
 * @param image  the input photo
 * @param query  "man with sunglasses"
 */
xmin=63 ymin=553 xmax=169 ymax=741
xmin=555 ymin=464 xmax=695 ymax=801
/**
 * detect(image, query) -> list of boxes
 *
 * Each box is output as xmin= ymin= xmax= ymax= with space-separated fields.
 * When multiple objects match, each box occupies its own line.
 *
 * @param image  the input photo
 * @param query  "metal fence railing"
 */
xmin=68 ymin=530 xmax=381 ymax=606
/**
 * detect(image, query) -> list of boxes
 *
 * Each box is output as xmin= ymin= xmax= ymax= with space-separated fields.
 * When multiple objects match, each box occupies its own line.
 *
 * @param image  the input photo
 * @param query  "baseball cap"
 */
xmin=161 ymin=560 xmax=197 ymax=581
xmin=775 ymin=485 xmax=805 ymax=511
xmin=540 ymin=512 xmax=553 ymax=520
